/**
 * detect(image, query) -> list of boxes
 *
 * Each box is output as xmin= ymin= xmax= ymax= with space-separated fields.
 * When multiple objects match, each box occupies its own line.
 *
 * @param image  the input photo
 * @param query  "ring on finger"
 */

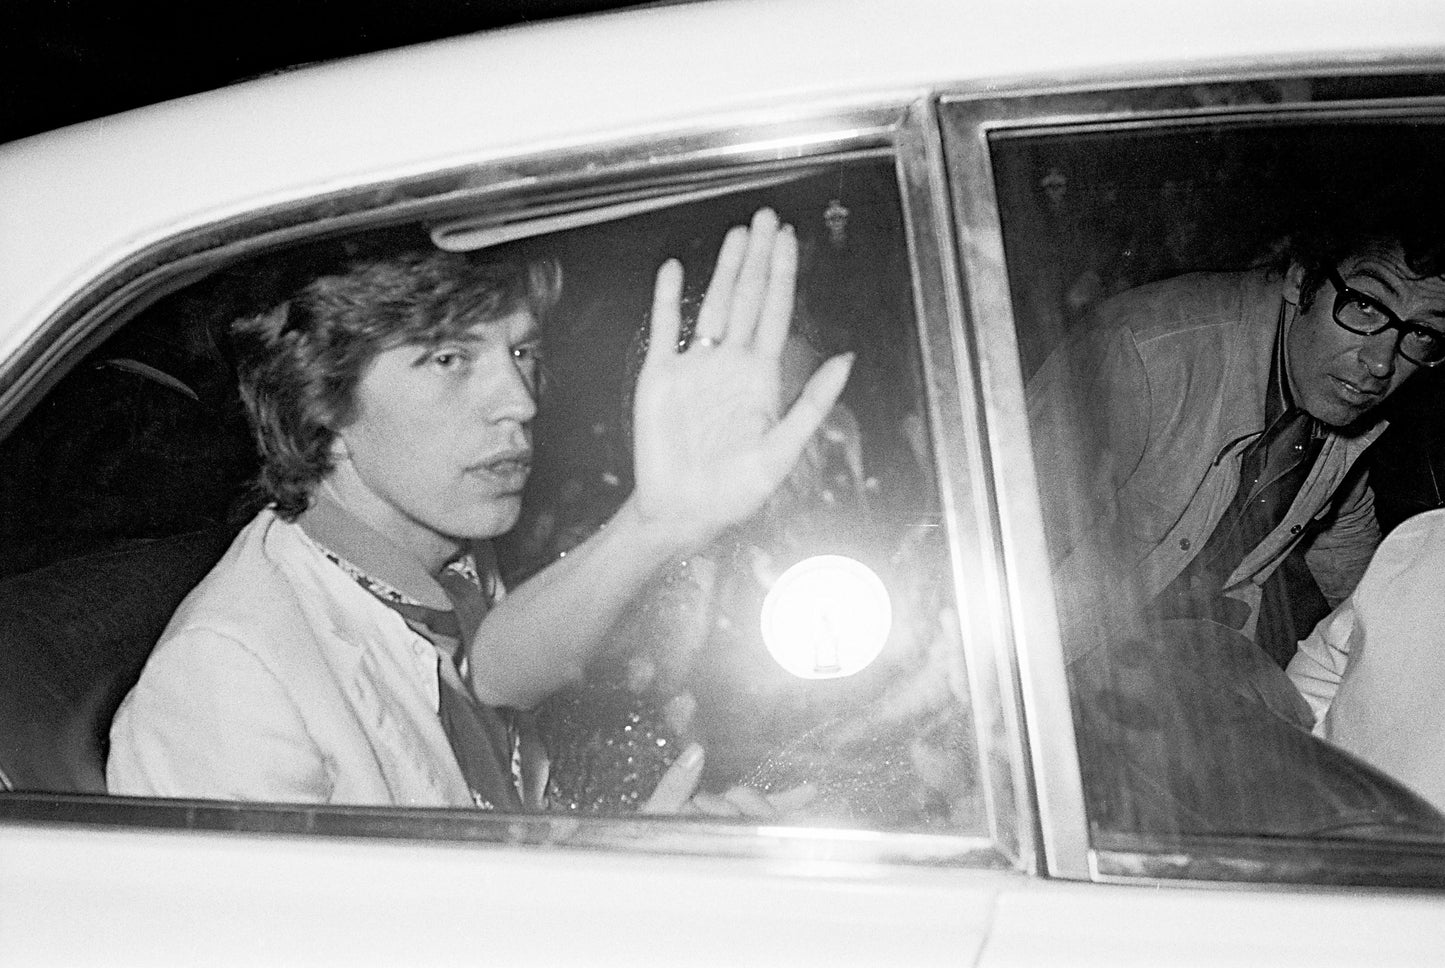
xmin=692 ymin=335 xmax=722 ymax=350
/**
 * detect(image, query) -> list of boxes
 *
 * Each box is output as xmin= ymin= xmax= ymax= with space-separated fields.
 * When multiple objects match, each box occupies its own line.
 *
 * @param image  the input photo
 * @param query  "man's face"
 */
xmin=328 ymin=308 xmax=541 ymax=568
xmin=1285 ymin=242 xmax=1445 ymax=428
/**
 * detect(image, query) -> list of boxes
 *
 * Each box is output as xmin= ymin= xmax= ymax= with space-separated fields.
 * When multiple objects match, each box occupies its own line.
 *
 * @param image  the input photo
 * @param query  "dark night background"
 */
xmin=3 ymin=0 xmax=654 ymax=145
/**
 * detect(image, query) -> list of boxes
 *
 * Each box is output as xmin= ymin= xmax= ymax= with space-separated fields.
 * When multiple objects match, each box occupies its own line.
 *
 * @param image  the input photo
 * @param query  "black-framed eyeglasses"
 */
xmin=1326 ymin=267 xmax=1445 ymax=367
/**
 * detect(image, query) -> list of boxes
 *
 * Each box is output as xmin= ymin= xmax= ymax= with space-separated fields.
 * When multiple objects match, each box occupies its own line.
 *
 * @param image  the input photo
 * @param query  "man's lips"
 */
xmin=1330 ymin=374 xmax=1386 ymax=407
xmin=467 ymin=450 xmax=532 ymax=489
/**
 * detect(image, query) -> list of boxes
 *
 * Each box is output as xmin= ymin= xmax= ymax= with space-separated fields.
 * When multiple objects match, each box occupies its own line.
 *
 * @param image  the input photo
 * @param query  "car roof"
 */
xmin=1 ymin=0 xmax=1443 ymax=357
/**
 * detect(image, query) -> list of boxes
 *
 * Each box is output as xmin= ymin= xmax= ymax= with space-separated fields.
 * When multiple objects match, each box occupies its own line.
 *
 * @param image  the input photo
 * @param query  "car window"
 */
xmin=948 ymin=79 xmax=1445 ymax=882
xmin=0 ymin=155 xmax=996 ymax=850
xmin=486 ymin=161 xmax=978 ymax=829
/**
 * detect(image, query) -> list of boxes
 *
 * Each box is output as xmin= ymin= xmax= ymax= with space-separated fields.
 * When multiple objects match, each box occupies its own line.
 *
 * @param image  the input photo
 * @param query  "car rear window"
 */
xmin=0 ymin=155 xmax=993 ymax=850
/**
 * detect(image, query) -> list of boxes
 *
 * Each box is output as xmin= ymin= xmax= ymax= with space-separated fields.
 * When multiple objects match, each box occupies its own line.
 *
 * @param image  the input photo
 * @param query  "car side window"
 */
xmin=973 ymin=85 xmax=1445 ymax=867
xmin=481 ymin=162 xmax=983 ymax=830
xmin=0 ymin=157 xmax=991 ymax=841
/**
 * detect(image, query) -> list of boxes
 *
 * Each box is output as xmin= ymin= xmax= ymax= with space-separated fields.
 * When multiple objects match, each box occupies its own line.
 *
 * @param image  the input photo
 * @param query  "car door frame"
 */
xmin=0 ymin=93 xmax=1041 ymax=883
xmin=939 ymin=60 xmax=1445 ymax=889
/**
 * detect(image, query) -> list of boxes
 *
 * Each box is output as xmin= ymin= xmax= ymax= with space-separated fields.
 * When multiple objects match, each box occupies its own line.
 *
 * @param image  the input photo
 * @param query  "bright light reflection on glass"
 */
xmin=760 ymin=554 xmax=892 ymax=680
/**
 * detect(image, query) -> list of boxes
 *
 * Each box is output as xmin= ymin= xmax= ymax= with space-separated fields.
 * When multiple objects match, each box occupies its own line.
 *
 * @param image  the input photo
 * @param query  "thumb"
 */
xmin=766 ymin=782 xmax=819 ymax=814
xmin=641 ymin=743 xmax=705 ymax=815
xmin=761 ymin=352 xmax=855 ymax=481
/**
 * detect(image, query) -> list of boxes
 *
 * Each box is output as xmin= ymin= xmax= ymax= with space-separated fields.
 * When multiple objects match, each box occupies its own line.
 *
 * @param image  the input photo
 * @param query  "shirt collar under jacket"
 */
xmin=1272 ymin=297 xmax=1326 ymax=441
xmin=295 ymin=491 xmax=490 ymax=611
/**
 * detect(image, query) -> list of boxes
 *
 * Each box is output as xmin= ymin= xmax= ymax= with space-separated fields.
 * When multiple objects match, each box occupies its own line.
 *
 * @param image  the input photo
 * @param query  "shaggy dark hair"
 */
xmin=233 ymin=248 xmax=562 ymax=519
xmin=1278 ymin=180 xmax=1445 ymax=313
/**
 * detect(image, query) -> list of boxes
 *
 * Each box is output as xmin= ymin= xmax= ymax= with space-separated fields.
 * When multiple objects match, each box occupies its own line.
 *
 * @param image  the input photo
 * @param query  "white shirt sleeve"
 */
xmin=1287 ymin=599 xmax=1358 ymax=733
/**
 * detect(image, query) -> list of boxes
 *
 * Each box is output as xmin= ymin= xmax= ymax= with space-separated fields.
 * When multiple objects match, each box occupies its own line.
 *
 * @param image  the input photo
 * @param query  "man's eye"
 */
xmin=430 ymin=349 xmax=468 ymax=370
xmin=512 ymin=343 xmax=542 ymax=363
xmin=1409 ymin=327 xmax=1444 ymax=350
xmin=1350 ymin=297 xmax=1390 ymax=324
xmin=1358 ymin=297 xmax=1392 ymax=320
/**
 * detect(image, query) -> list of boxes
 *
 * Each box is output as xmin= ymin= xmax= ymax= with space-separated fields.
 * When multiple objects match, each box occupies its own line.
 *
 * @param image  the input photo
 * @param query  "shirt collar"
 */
xmin=297 ymin=491 xmax=459 ymax=610
xmin=1267 ymin=299 xmax=1296 ymax=427
xmin=1270 ymin=297 xmax=1323 ymax=440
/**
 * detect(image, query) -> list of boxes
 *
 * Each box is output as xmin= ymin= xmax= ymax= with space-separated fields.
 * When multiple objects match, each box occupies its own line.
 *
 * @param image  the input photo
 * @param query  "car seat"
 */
xmin=0 ymin=527 xmax=233 ymax=793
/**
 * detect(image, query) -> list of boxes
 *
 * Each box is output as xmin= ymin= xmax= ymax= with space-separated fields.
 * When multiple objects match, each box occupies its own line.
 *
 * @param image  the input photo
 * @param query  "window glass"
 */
xmin=993 ymin=109 xmax=1445 ymax=848
xmin=0 ymin=158 xmax=988 ymax=838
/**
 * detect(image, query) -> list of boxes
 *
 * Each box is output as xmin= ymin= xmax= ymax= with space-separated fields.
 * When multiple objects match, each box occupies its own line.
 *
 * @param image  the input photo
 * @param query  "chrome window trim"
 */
xmin=936 ymin=93 xmax=1091 ymax=882
xmin=0 ymin=97 xmax=1030 ymax=873
xmin=939 ymin=69 xmax=1445 ymax=887
xmin=0 ymin=794 xmax=1009 ymax=870
xmin=894 ymin=98 xmax=1035 ymax=873
xmin=1094 ymin=834 xmax=1445 ymax=891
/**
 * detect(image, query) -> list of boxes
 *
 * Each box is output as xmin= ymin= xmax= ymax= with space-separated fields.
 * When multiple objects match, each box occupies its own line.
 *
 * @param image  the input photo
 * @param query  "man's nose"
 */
xmin=1359 ymin=329 xmax=1399 ymax=379
xmin=479 ymin=354 xmax=539 ymax=424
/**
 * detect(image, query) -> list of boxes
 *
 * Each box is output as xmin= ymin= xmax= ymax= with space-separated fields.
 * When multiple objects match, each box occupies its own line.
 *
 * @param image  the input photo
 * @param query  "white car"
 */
xmin=4 ymin=0 xmax=1445 ymax=964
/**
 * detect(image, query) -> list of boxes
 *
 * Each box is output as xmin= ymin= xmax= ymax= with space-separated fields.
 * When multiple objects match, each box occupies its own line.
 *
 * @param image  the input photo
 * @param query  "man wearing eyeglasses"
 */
xmin=1030 ymin=201 xmax=1445 ymax=673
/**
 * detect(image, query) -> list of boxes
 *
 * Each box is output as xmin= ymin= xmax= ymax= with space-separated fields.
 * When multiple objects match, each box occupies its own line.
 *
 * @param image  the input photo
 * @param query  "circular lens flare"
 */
xmin=760 ymin=554 xmax=892 ymax=680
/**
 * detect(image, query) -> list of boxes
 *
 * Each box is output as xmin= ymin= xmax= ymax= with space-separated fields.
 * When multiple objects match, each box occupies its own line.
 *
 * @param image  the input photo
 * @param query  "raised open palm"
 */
xmin=630 ymin=208 xmax=854 ymax=553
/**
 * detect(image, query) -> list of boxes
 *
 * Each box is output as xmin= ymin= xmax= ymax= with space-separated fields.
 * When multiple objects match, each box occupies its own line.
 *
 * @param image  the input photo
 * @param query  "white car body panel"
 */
xmin=6 ymin=822 xmax=1445 ymax=965
xmin=0 ymin=823 xmax=1000 ymax=966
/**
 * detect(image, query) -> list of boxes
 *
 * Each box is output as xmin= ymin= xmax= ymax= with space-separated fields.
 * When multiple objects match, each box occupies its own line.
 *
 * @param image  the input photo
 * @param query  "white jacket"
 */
xmin=1288 ymin=507 xmax=1445 ymax=814
xmin=107 ymin=509 xmax=473 ymax=806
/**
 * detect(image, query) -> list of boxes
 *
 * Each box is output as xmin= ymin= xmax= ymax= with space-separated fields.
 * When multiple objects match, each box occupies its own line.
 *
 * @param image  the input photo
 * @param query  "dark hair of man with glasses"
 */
xmin=1027 ymin=183 xmax=1445 ymax=678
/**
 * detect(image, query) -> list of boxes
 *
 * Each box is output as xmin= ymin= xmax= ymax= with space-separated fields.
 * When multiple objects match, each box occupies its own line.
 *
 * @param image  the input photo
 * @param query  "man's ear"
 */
xmin=328 ymin=431 xmax=350 ymax=462
xmin=1283 ymin=261 xmax=1307 ymax=307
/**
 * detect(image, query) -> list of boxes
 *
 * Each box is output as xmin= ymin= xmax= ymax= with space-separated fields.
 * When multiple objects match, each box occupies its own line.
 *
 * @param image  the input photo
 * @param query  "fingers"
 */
xmin=687 ymin=787 xmax=772 ymax=819
xmin=766 ymin=782 xmax=818 ymax=814
xmin=647 ymin=258 xmax=684 ymax=366
xmin=686 ymin=793 xmax=740 ymax=816
xmin=686 ymin=783 xmax=815 ymax=819
xmin=752 ymin=223 xmax=797 ymax=360
xmin=694 ymin=225 xmax=748 ymax=344
xmin=722 ymin=785 xmax=779 ymax=818
xmin=723 ymin=209 xmax=782 ymax=348
xmin=640 ymin=742 xmax=704 ymax=815
xmin=693 ymin=209 xmax=790 ymax=348
xmin=642 ymin=747 xmax=816 ymax=820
